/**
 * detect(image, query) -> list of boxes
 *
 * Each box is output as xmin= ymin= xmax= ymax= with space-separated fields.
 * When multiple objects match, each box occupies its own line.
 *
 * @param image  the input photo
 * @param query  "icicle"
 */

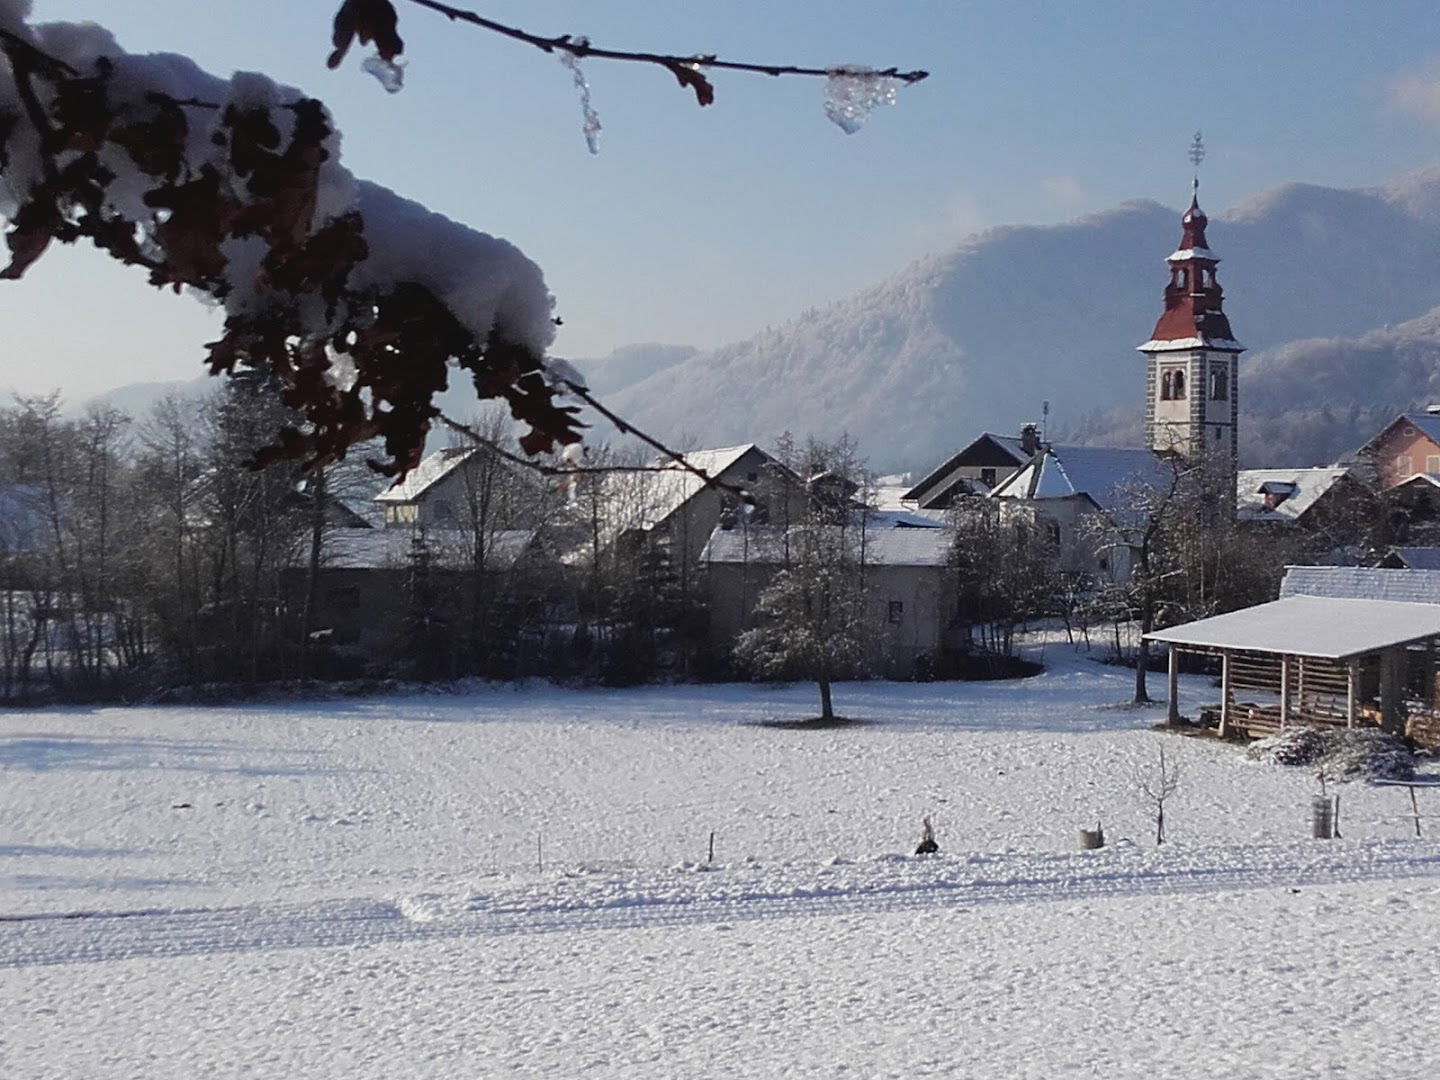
xmin=362 ymin=53 xmax=406 ymax=94
xmin=823 ymin=66 xmax=898 ymax=135
xmin=559 ymin=40 xmax=602 ymax=154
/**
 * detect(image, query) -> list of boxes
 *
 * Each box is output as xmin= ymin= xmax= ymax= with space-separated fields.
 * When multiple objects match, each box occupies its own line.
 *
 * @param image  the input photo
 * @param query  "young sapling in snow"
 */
xmin=1134 ymin=745 xmax=1182 ymax=845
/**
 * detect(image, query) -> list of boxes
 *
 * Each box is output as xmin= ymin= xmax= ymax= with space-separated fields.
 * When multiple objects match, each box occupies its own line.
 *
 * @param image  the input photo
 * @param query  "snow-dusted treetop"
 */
xmin=0 ymin=5 xmax=579 ymax=476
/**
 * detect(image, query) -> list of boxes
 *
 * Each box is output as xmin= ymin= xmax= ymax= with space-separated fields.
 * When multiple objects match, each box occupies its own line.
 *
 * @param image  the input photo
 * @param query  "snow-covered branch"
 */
xmin=0 ymin=6 xmax=582 ymax=477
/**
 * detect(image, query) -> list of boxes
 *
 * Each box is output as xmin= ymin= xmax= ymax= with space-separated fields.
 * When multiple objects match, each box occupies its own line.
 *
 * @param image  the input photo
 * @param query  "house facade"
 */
xmin=1356 ymin=412 xmax=1440 ymax=490
xmin=901 ymin=426 xmax=1038 ymax=508
xmin=701 ymin=519 xmax=956 ymax=680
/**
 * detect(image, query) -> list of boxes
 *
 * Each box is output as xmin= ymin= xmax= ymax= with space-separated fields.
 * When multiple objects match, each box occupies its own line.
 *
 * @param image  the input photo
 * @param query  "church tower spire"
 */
xmin=1138 ymin=140 xmax=1243 ymax=488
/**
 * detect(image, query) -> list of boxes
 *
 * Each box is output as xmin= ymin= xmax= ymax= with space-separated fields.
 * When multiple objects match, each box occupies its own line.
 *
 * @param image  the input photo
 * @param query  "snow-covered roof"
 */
xmin=1137 ymin=335 xmax=1245 ymax=353
xmin=1165 ymin=247 xmax=1218 ymax=262
xmin=1236 ymin=467 xmax=1352 ymax=523
xmin=1383 ymin=548 xmax=1440 ymax=571
xmin=374 ymin=447 xmax=475 ymax=504
xmin=990 ymin=445 xmax=1170 ymax=513
xmin=902 ymin=433 xmax=1030 ymax=504
xmin=1402 ymin=413 xmax=1440 ymax=444
xmin=1146 ymin=595 xmax=1440 ymax=659
xmin=307 ymin=527 xmax=536 ymax=570
xmin=633 ymin=444 xmax=764 ymax=530
xmin=701 ymin=525 xmax=952 ymax=567
xmin=867 ymin=508 xmax=947 ymax=529
xmin=1389 ymin=472 xmax=1440 ymax=491
xmin=1281 ymin=565 xmax=1440 ymax=606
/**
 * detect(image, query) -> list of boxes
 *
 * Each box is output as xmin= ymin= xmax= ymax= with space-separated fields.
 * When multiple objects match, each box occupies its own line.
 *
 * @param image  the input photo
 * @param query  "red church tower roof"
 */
xmin=1138 ymin=186 xmax=1244 ymax=354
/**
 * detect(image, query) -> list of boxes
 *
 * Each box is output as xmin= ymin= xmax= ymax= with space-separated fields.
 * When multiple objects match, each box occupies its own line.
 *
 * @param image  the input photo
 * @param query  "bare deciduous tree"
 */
xmin=1134 ymin=744 xmax=1182 ymax=845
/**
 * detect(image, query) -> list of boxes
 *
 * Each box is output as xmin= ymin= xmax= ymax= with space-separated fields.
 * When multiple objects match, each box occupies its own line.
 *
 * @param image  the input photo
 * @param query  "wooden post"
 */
xmin=1380 ymin=647 xmax=1405 ymax=734
xmin=1347 ymin=657 xmax=1359 ymax=729
xmin=1219 ymin=651 xmax=1232 ymax=738
xmin=1297 ymin=657 xmax=1306 ymax=725
xmin=1166 ymin=646 xmax=1180 ymax=726
xmin=1280 ymin=655 xmax=1291 ymax=729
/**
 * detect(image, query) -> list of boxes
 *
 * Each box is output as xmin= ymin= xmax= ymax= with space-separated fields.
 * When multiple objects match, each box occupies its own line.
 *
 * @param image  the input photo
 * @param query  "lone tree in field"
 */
xmin=734 ymin=519 xmax=867 ymax=723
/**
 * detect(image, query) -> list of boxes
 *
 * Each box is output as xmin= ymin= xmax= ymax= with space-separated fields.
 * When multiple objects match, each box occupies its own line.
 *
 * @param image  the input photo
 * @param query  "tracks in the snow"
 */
xmin=5 ymin=846 xmax=1440 ymax=969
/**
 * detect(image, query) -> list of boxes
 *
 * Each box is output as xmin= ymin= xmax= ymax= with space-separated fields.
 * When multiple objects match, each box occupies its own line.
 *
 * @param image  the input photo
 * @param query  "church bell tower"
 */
xmin=1138 ymin=142 xmax=1243 ymax=489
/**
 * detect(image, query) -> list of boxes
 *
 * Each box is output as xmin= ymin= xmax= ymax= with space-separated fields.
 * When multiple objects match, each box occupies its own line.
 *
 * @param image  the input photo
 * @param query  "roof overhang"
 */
xmin=1145 ymin=595 xmax=1440 ymax=660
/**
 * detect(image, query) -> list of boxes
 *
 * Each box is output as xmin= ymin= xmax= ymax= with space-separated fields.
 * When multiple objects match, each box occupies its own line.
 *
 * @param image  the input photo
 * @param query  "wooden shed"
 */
xmin=1146 ymin=594 xmax=1440 ymax=742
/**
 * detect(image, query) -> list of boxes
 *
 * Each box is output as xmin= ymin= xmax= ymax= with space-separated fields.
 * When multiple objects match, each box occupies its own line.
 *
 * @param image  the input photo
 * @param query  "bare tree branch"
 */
xmin=402 ymin=0 xmax=928 ymax=104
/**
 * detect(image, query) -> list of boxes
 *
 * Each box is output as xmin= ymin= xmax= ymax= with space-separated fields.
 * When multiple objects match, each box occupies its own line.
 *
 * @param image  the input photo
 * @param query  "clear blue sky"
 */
xmin=5 ymin=0 xmax=1440 ymax=401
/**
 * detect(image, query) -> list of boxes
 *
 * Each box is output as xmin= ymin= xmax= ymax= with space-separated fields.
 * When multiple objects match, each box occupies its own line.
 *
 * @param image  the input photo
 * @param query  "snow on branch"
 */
xmin=0 ymin=10 xmax=582 ymax=478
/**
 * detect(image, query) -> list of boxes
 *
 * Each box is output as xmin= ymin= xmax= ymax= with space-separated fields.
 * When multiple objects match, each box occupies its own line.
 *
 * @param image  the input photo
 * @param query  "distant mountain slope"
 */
xmin=603 ymin=169 xmax=1440 ymax=472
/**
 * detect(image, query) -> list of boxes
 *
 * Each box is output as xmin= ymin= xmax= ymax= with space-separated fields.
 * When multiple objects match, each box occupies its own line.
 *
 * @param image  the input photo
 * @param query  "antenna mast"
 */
xmin=1188 ymin=131 xmax=1205 ymax=193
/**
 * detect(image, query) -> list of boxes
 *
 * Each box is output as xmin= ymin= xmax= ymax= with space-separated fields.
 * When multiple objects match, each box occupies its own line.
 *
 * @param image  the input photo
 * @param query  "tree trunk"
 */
xmin=1133 ymin=604 xmax=1153 ymax=705
xmin=818 ymin=677 xmax=834 ymax=720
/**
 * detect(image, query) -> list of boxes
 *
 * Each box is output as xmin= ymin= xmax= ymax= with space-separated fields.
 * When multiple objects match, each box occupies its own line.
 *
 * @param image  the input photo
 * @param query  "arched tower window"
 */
xmin=1209 ymin=365 xmax=1228 ymax=401
xmin=1160 ymin=370 xmax=1174 ymax=400
xmin=1172 ymin=369 xmax=1186 ymax=399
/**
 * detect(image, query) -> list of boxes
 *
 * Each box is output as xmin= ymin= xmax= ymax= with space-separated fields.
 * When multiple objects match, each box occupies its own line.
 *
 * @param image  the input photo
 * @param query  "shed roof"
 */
xmin=1146 ymin=595 xmax=1440 ymax=659
xmin=1280 ymin=565 xmax=1440 ymax=605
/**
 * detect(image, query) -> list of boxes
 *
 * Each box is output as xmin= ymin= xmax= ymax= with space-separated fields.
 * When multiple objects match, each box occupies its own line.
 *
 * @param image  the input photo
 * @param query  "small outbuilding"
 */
xmin=1146 ymin=567 xmax=1440 ymax=746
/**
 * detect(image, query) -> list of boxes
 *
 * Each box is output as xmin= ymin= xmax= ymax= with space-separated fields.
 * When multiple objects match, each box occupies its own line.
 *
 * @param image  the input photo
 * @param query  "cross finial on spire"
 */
xmin=1189 ymin=131 xmax=1205 ymax=192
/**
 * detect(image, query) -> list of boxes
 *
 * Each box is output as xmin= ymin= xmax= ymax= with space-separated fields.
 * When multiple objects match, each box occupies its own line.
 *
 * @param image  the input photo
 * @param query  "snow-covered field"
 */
xmin=5 ymin=641 xmax=1440 ymax=1078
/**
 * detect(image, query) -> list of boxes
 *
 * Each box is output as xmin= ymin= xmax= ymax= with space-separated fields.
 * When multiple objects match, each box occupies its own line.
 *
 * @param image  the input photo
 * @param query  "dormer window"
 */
xmin=1259 ymin=481 xmax=1297 ymax=511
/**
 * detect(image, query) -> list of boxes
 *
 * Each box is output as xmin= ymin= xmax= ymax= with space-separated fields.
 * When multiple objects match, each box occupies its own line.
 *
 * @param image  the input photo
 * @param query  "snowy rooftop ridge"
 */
xmin=701 ymin=524 xmax=952 ymax=567
xmin=1165 ymin=247 xmax=1218 ymax=262
xmin=301 ymin=526 xmax=537 ymax=570
xmin=375 ymin=447 xmax=475 ymax=503
xmin=1280 ymin=565 xmax=1440 ymax=606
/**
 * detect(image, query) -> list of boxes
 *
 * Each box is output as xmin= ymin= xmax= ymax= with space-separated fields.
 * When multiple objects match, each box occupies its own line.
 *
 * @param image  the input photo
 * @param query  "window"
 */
xmin=887 ymin=601 xmax=904 ymax=624
xmin=1160 ymin=368 xmax=1187 ymax=401
xmin=1428 ymin=455 xmax=1440 ymax=475
xmin=1172 ymin=369 xmax=1186 ymax=399
xmin=1209 ymin=366 xmax=1228 ymax=401
xmin=746 ymin=471 xmax=759 ymax=482
xmin=1397 ymin=453 xmax=1413 ymax=475
xmin=385 ymin=504 xmax=418 ymax=525
xmin=980 ymin=468 xmax=997 ymax=486
xmin=1045 ymin=520 xmax=1061 ymax=547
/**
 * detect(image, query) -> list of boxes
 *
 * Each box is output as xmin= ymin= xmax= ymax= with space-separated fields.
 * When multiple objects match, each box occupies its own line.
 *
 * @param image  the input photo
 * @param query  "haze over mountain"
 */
xmin=87 ymin=169 xmax=1440 ymax=475
xmin=595 ymin=168 xmax=1440 ymax=473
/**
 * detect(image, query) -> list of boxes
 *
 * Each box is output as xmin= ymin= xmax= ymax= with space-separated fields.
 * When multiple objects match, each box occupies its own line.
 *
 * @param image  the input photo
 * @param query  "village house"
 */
xmin=373 ymin=446 xmax=485 ymax=528
xmin=1235 ymin=466 xmax=1380 ymax=554
xmin=609 ymin=443 xmax=808 ymax=591
xmin=700 ymin=514 xmax=955 ymax=679
xmin=988 ymin=443 xmax=1171 ymax=582
xmin=284 ymin=525 xmax=553 ymax=662
xmin=1355 ymin=410 xmax=1440 ymax=490
xmin=901 ymin=426 xmax=1038 ymax=508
